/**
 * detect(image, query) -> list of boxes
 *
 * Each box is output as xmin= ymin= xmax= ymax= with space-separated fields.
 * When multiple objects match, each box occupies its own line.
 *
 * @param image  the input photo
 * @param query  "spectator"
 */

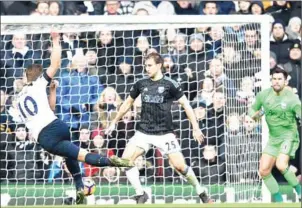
xmin=7 ymin=124 xmax=44 ymax=182
xmin=174 ymin=1 xmax=198 ymax=15
xmin=1 ymin=1 xmax=36 ymax=15
xmin=286 ymin=17 xmax=302 ymax=41
xmin=203 ymin=90 xmax=226 ymax=149
xmin=78 ymin=126 xmax=90 ymax=148
xmin=198 ymin=145 xmax=226 ymax=184
xmin=282 ymin=41 xmax=302 ymax=98
xmin=48 ymin=1 xmax=60 ymax=16
xmin=84 ymin=49 xmax=98 ymax=75
xmin=0 ymin=90 xmax=13 ymax=133
xmin=132 ymin=1 xmax=156 ymax=16
xmin=133 ymin=36 xmax=150 ymax=76
xmin=156 ymin=1 xmax=175 ymax=15
xmin=186 ymin=33 xmax=208 ymax=100
xmin=249 ymin=1 xmax=264 ymax=15
xmin=94 ymin=87 xmax=122 ymax=129
xmin=236 ymin=1 xmax=251 ymax=14
xmin=205 ymin=58 xmax=236 ymax=97
xmin=266 ymin=1 xmax=291 ymax=25
xmin=35 ymin=1 xmax=49 ymax=16
xmin=195 ymin=77 xmax=215 ymax=106
xmin=173 ymin=1 xmax=198 ymax=35
xmin=171 ymin=33 xmax=188 ymax=75
xmin=177 ymin=100 xmax=207 ymax=168
xmin=96 ymin=30 xmax=121 ymax=86
xmin=270 ymin=20 xmax=292 ymax=64
xmin=162 ymin=54 xmax=187 ymax=95
xmin=200 ymin=1 xmax=218 ymax=15
xmin=205 ymin=26 xmax=223 ymax=59
xmin=112 ymin=57 xmax=135 ymax=100
xmin=289 ymin=1 xmax=301 ymax=18
xmin=61 ymin=32 xmax=85 ymax=62
xmin=0 ymin=33 xmax=41 ymax=93
xmin=270 ymin=51 xmax=278 ymax=70
xmin=103 ymin=1 xmax=123 ymax=15
xmin=57 ymin=54 xmax=104 ymax=137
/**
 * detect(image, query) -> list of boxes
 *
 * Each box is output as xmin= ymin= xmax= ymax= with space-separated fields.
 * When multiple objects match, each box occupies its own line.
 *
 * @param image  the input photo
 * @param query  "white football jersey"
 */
xmin=16 ymin=73 xmax=57 ymax=141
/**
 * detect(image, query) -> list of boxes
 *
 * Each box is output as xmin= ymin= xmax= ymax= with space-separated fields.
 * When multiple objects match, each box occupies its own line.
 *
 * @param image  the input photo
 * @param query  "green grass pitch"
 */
xmin=13 ymin=203 xmax=300 ymax=208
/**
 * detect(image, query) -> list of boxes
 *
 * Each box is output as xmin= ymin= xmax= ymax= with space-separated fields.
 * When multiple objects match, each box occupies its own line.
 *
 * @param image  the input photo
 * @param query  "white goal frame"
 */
xmin=1 ymin=15 xmax=272 ymax=203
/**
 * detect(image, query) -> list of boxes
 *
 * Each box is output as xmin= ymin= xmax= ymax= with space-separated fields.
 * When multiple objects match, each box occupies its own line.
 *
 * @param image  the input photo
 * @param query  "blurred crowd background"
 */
xmin=0 ymin=1 xmax=301 ymax=188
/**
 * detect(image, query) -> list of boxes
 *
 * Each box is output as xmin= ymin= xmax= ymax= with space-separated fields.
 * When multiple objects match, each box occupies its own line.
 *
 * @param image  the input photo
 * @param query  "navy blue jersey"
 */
xmin=130 ymin=76 xmax=184 ymax=135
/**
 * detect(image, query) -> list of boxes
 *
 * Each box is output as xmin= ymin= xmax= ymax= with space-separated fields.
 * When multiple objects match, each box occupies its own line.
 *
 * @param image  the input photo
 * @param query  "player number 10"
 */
xmin=18 ymin=96 xmax=38 ymax=120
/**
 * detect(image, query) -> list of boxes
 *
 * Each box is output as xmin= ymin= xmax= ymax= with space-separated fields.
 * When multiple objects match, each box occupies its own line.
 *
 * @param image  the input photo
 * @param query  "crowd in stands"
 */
xmin=0 ymin=1 xmax=301 ymax=186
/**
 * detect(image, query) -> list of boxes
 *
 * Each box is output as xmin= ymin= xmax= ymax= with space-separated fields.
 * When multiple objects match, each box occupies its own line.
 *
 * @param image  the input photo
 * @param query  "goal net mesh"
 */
xmin=0 ymin=17 xmax=266 ymax=205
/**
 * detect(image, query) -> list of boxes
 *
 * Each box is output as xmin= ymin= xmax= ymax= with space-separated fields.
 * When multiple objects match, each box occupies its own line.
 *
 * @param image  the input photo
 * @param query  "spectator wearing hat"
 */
xmin=132 ymin=1 xmax=156 ymax=16
xmin=249 ymin=1 xmax=265 ymax=15
xmin=282 ymin=40 xmax=302 ymax=98
xmin=270 ymin=20 xmax=292 ymax=64
xmin=286 ymin=17 xmax=302 ymax=41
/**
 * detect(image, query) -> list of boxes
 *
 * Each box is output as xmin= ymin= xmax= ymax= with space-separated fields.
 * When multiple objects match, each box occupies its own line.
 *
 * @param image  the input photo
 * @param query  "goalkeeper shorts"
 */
xmin=263 ymin=140 xmax=299 ymax=159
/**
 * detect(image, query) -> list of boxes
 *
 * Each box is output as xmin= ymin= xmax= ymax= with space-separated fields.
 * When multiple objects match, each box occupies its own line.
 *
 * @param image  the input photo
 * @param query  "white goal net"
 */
xmin=0 ymin=15 xmax=272 ymax=206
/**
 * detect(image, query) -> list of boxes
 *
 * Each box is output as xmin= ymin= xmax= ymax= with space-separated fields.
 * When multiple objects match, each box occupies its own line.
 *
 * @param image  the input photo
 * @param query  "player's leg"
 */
xmin=167 ymin=151 xmax=212 ymax=203
xmin=276 ymin=140 xmax=301 ymax=200
xmin=64 ymin=158 xmax=85 ymax=204
xmin=259 ymin=152 xmax=282 ymax=202
xmin=122 ymin=132 xmax=148 ymax=203
xmin=155 ymin=133 xmax=212 ymax=203
xmin=38 ymin=120 xmax=133 ymax=168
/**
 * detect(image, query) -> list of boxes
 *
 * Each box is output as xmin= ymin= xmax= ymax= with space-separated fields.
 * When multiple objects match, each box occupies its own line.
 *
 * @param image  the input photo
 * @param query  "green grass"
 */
xmin=11 ymin=203 xmax=301 ymax=208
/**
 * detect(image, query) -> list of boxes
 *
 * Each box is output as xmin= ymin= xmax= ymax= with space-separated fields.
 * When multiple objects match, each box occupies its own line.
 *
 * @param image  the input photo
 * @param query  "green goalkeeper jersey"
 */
xmin=249 ymin=87 xmax=301 ymax=144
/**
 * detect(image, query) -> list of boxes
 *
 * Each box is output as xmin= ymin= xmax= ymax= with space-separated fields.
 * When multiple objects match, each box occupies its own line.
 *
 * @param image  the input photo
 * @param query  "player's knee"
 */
xmin=171 ymin=161 xmax=186 ymax=173
xmin=276 ymin=159 xmax=288 ymax=173
xmin=259 ymin=166 xmax=271 ymax=177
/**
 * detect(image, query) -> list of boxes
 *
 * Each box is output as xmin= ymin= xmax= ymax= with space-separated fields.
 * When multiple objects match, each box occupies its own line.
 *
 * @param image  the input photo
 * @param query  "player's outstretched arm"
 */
xmin=48 ymin=80 xmax=58 ymax=111
xmin=105 ymin=96 xmax=135 ymax=136
xmin=248 ymin=92 xmax=264 ymax=121
xmin=178 ymin=95 xmax=204 ymax=144
xmin=46 ymin=30 xmax=62 ymax=79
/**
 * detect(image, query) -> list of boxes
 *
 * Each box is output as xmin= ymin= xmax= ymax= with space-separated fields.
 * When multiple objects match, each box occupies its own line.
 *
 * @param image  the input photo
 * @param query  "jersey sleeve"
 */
xmin=129 ymin=81 xmax=140 ymax=99
xmin=248 ymin=91 xmax=264 ymax=117
xmin=35 ymin=72 xmax=52 ymax=87
xmin=169 ymin=79 xmax=184 ymax=100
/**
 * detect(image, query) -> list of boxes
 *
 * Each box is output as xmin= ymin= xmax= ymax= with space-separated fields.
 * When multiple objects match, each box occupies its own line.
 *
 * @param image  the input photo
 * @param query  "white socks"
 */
xmin=183 ymin=166 xmax=203 ymax=195
xmin=125 ymin=166 xmax=144 ymax=195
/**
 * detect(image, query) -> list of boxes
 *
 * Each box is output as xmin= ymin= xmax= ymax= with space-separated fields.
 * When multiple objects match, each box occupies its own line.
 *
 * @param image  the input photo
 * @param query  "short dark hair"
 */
xmin=25 ymin=64 xmax=43 ymax=82
xmin=145 ymin=52 xmax=163 ymax=65
xmin=271 ymin=65 xmax=288 ymax=79
xmin=204 ymin=1 xmax=217 ymax=8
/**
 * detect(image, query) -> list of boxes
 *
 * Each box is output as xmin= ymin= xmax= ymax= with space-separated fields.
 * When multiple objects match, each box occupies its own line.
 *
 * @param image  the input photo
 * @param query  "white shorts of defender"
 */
xmin=128 ymin=131 xmax=181 ymax=156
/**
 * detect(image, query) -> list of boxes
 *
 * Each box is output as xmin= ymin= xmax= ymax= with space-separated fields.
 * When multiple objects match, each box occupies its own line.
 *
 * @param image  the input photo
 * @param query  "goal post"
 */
xmin=0 ymin=15 xmax=274 ymax=206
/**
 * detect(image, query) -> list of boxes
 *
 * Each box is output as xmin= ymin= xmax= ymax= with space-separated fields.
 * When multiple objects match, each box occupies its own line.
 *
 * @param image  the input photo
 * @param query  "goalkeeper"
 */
xmin=249 ymin=66 xmax=301 ymax=202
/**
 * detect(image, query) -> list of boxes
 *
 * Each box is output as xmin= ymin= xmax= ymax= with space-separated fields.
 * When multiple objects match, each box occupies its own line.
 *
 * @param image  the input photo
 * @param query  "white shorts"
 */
xmin=128 ymin=131 xmax=181 ymax=156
